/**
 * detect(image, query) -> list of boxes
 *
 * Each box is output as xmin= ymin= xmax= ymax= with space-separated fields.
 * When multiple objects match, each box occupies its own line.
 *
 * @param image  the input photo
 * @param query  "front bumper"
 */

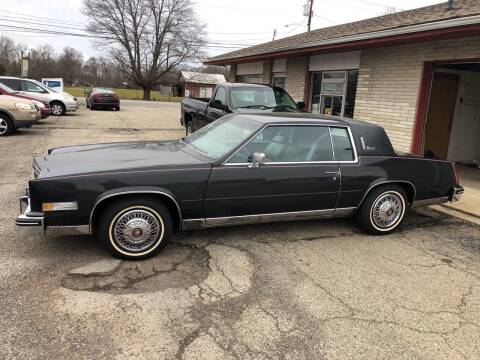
xmin=65 ymin=100 xmax=79 ymax=112
xmin=40 ymin=108 xmax=50 ymax=119
xmin=449 ymin=186 xmax=464 ymax=202
xmin=16 ymin=195 xmax=44 ymax=227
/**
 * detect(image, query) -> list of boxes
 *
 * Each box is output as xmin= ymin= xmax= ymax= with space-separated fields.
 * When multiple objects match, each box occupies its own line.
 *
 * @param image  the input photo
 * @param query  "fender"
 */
xmin=356 ymin=180 xmax=417 ymax=208
xmin=89 ymin=186 xmax=182 ymax=232
xmin=0 ymin=108 xmax=15 ymax=121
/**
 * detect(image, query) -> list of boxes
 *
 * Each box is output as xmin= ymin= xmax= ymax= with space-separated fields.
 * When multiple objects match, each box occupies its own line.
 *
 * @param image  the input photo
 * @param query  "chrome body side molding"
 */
xmin=182 ymin=207 xmax=356 ymax=229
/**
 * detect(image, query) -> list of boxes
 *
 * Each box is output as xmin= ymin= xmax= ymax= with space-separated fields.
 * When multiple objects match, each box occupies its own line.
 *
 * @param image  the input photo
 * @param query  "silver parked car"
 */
xmin=0 ymin=77 xmax=79 ymax=116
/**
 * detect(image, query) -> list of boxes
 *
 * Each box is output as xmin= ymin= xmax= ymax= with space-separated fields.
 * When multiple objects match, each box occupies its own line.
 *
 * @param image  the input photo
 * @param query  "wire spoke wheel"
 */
xmin=370 ymin=192 xmax=403 ymax=229
xmin=111 ymin=208 xmax=163 ymax=253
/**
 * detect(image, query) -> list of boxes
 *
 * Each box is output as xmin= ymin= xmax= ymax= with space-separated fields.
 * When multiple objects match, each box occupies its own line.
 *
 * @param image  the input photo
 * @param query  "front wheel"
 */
xmin=50 ymin=101 xmax=66 ymax=116
xmin=0 ymin=114 xmax=14 ymax=136
xmin=356 ymin=185 xmax=407 ymax=235
xmin=97 ymin=197 xmax=172 ymax=260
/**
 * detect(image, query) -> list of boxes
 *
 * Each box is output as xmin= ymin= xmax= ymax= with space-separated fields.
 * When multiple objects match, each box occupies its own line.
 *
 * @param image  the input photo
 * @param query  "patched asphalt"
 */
xmin=1 ymin=100 xmax=479 ymax=359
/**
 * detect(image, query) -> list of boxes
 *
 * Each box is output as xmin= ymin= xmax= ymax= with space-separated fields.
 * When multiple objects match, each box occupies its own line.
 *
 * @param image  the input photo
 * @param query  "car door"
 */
xmin=204 ymin=124 xmax=341 ymax=222
xmin=206 ymin=86 xmax=227 ymax=123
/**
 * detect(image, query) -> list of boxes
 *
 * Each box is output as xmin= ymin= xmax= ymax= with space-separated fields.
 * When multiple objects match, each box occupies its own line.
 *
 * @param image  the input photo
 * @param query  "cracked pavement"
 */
xmin=1 ymin=101 xmax=480 ymax=359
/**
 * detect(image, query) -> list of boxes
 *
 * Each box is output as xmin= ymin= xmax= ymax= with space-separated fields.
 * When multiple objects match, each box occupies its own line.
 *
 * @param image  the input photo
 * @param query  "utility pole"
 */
xmin=307 ymin=0 xmax=314 ymax=32
xmin=272 ymin=29 xmax=277 ymax=42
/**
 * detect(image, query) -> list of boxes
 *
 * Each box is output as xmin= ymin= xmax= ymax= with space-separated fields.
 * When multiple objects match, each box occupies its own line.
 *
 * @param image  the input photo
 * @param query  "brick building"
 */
xmin=204 ymin=0 xmax=480 ymax=164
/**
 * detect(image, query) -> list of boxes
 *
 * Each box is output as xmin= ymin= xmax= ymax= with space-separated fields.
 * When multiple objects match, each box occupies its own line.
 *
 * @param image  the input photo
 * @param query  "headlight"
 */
xmin=15 ymin=103 xmax=34 ymax=110
xmin=34 ymin=101 xmax=46 ymax=109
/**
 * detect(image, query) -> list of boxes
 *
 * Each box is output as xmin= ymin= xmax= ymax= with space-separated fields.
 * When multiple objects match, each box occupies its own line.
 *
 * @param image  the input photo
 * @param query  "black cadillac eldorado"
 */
xmin=16 ymin=113 xmax=464 ymax=259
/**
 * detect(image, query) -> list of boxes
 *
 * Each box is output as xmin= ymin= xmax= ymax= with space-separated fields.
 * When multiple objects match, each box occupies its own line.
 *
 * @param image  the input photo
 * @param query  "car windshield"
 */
xmin=230 ymin=87 xmax=296 ymax=110
xmin=33 ymin=81 xmax=55 ymax=93
xmin=183 ymin=115 xmax=261 ymax=159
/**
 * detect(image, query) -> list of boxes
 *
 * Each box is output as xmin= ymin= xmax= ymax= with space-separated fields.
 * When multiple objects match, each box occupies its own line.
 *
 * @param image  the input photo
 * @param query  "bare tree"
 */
xmin=0 ymin=36 xmax=21 ymax=75
xmin=82 ymin=0 xmax=206 ymax=100
xmin=29 ymin=45 xmax=57 ymax=79
xmin=58 ymin=47 xmax=84 ymax=86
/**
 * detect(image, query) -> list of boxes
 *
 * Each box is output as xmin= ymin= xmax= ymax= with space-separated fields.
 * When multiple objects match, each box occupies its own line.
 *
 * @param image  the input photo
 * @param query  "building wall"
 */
xmin=284 ymin=56 xmax=308 ymax=102
xmin=229 ymin=64 xmax=236 ymax=81
xmin=262 ymin=61 xmax=272 ymax=85
xmin=354 ymin=36 xmax=480 ymax=152
xmin=185 ymin=83 xmax=216 ymax=98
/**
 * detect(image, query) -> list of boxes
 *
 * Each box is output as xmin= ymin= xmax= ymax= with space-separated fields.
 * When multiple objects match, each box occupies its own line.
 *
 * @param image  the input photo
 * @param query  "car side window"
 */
xmin=228 ymin=125 xmax=334 ymax=163
xmin=212 ymin=87 xmax=227 ymax=106
xmin=0 ymin=78 xmax=21 ymax=91
xmin=22 ymin=80 xmax=46 ymax=93
xmin=330 ymin=127 xmax=355 ymax=161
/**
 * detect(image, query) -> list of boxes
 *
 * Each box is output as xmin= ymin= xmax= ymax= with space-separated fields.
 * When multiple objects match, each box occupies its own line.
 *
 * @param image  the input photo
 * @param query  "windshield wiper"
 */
xmin=235 ymin=105 xmax=270 ymax=109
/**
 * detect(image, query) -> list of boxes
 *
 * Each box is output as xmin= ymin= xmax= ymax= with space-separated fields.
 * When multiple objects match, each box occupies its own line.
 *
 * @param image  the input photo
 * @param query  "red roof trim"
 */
xmin=205 ymin=23 xmax=480 ymax=65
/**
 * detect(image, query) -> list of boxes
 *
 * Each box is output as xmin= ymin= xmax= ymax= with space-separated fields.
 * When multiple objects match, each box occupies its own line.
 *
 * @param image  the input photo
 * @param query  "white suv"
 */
xmin=0 ymin=77 xmax=79 ymax=116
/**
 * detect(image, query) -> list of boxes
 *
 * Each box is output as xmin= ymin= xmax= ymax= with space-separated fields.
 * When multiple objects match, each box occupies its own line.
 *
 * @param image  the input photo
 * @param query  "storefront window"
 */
xmin=237 ymin=74 xmax=263 ymax=84
xmin=272 ymin=74 xmax=285 ymax=88
xmin=310 ymin=70 xmax=358 ymax=118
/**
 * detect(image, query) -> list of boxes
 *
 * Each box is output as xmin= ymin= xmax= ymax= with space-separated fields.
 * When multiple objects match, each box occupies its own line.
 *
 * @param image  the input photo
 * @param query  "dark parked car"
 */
xmin=16 ymin=113 xmax=463 ymax=260
xmin=181 ymin=83 xmax=304 ymax=135
xmin=86 ymin=88 xmax=120 ymax=111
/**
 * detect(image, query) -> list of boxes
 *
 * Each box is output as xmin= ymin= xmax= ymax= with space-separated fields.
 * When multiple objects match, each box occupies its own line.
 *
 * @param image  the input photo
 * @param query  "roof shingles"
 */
xmin=206 ymin=0 xmax=480 ymax=64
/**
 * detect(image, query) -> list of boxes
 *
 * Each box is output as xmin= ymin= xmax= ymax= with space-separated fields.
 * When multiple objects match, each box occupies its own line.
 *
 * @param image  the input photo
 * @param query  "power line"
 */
xmin=0 ymin=10 xmax=87 ymax=27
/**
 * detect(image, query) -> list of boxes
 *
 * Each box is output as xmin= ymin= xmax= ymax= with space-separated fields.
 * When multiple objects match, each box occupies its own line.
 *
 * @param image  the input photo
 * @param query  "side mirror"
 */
xmin=249 ymin=152 xmax=266 ymax=168
xmin=210 ymin=100 xmax=225 ymax=110
xmin=296 ymin=101 xmax=306 ymax=111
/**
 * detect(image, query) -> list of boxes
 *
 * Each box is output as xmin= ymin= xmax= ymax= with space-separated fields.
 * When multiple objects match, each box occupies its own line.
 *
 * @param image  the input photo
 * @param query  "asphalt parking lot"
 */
xmin=1 ymin=100 xmax=480 ymax=359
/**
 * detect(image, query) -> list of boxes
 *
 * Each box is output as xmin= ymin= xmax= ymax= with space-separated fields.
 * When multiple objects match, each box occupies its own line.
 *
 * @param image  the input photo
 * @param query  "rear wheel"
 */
xmin=97 ymin=197 xmax=172 ymax=260
xmin=86 ymin=100 xmax=90 ymax=108
xmin=0 ymin=114 xmax=14 ymax=136
xmin=51 ymin=101 xmax=66 ymax=116
xmin=90 ymin=103 xmax=95 ymax=110
xmin=356 ymin=185 xmax=407 ymax=235
xmin=115 ymin=105 xmax=120 ymax=111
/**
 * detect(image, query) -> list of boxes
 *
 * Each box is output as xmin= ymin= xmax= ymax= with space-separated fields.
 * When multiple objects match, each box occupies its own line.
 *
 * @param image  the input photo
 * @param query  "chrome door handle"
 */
xmin=325 ymin=171 xmax=341 ymax=175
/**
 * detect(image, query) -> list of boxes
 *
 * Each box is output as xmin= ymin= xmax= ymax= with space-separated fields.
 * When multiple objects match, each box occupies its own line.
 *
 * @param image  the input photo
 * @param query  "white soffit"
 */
xmin=309 ymin=51 xmax=361 ymax=71
xmin=236 ymin=61 xmax=264 ymax=75
xmin=272 ymin=58 xmax=287 ymax=73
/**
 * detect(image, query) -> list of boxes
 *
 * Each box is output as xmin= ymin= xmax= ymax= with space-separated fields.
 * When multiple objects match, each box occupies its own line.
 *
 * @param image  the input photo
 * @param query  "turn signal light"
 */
xmin=42 ymin=202 xmax=78 ymax=212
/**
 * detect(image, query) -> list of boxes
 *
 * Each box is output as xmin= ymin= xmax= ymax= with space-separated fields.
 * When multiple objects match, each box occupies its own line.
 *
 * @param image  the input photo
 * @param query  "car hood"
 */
xmin=34 ymin=140 xmax=208 ymax=178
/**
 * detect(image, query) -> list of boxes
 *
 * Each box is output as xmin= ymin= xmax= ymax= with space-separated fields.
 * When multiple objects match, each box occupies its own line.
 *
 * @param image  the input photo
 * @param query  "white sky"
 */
xmin=0 ymin=0 xmax=443 ymax=60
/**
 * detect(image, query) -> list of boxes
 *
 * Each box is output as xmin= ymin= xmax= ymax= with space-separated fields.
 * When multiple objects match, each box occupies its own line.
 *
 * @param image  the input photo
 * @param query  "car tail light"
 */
xmin=452 ymin=162 xmax=460 ymax=186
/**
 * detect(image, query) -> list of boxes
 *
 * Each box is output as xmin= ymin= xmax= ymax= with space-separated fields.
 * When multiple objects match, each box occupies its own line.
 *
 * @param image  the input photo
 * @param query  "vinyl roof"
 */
xmin=206 ymin=0 xmax=480 ymax=64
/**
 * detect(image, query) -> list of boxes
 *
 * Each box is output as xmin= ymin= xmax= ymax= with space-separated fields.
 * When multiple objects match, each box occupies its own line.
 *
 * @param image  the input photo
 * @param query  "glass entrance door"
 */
xmin=311 ymin=71 xmax=346 ymax=116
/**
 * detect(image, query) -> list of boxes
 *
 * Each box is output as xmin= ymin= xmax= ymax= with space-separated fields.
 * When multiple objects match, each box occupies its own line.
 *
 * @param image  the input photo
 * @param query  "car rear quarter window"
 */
xmin=0 ymin=78 xmax=21 ymax=91
xmin=330 ymin=127 xmax=355 ymax=161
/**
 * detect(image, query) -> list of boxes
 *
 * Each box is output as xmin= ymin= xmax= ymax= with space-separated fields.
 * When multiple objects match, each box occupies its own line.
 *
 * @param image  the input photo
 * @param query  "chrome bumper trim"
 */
xmin=15 ymin=196 xmax=44 ymax=227
xmin=450 ymin=186 xmax=464 ymax=203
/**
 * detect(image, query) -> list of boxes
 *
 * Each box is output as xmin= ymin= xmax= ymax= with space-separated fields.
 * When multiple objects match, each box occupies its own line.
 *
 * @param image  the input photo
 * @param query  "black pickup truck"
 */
xmin=180 ymin=82 xmax=305 ymax=134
